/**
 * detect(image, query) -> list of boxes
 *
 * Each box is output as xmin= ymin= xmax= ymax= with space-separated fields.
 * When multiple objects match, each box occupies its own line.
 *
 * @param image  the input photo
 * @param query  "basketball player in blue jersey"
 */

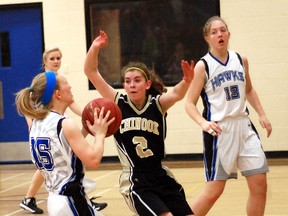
xmin=184 ymin=16 xmax=272 ymax=216
xmin=84 ymin=30 xmax=194 ymax=216
xmin=20 ymin=48 xmax=107 ymax=214
xmin=15 ymin=71 xmax=114 ymax=216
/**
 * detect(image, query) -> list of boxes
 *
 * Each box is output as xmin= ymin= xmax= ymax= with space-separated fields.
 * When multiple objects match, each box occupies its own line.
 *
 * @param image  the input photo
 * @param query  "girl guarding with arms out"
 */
xmin=83 ymin=30 xmax=195 ymax=216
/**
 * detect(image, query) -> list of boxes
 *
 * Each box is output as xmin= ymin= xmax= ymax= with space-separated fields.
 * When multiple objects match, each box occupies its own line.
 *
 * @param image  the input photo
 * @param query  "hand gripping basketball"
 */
xmin=82 ymin=98 xmax=122 ymax=137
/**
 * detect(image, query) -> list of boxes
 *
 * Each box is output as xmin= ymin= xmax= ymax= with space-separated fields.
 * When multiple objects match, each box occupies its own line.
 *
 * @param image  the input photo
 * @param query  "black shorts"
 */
xmin=120 ymin=166 xmax=193 ymax=216
xmin=63 ymin=181 xmax=94 ymax=216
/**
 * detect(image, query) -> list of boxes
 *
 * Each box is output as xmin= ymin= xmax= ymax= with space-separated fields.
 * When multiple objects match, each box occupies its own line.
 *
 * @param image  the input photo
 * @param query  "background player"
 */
xmin=184 ymin=16 xmax=272 ymax=216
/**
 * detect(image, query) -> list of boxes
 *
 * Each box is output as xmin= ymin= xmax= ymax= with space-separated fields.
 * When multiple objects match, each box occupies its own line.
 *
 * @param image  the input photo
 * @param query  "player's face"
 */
xmin=123 ymin=70 xmax=151 ymax=107
xmin=56 ymin=76 xmax=74 ymax=107
xmin=44 ymin=51 xmax=62 ymax=72
xmin=205 ymin=20 xmax=230 ymax=51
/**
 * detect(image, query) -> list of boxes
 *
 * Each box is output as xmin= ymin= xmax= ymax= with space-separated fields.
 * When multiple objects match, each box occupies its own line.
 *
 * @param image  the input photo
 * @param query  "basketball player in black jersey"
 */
xmin=84 ymin=30 xmax=195 ymax=216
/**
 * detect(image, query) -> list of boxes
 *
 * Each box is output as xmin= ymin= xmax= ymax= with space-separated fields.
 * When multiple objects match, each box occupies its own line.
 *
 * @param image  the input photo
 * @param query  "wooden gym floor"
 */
xmin=0 ymin=159 xmax=287 ymax=216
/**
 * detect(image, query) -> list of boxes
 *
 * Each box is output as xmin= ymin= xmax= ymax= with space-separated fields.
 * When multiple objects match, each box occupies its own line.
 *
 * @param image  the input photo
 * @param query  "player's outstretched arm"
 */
xmin=84 ymin=30 xmax=116 ymax=100
xmin=160 ymin=60 xmax=194 ymax=113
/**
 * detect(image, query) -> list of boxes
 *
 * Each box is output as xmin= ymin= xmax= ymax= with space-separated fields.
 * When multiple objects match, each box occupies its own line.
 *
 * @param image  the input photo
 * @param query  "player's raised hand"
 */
xmin=181 ymin=60 xmax=194 ymax=83
xmin=92 ymin=30 xmax=108 ymax=49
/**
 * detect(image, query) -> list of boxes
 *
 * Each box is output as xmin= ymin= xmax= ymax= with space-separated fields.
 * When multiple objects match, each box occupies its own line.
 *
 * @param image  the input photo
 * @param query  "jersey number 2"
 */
xmin=132 ymin=136 xmax=153 ymax=158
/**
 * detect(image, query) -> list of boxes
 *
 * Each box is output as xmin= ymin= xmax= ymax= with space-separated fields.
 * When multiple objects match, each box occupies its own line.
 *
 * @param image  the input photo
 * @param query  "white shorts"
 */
xmin=83 ymin=178 xmax=97 ymax=194
xmin=203 ymin=116 xmax=268 ymax=181
xmin=47 ymin=193 xmax=103 ymax=216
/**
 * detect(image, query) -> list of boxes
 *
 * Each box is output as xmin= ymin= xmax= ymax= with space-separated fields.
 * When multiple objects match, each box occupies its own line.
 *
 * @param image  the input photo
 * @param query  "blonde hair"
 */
xmin=203 ymin=16 xmax=228 ymax=38
xmin=15 ymin=72 xmax=59 ymax=120
xmin=42 ymin=47 xmax=62 ymax=71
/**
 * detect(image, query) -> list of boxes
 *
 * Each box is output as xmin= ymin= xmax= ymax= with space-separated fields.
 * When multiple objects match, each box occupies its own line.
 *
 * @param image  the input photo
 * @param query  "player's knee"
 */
xmin=205 ymin=189 xmax=223 ymax=204
xmin=159 ymin=212 xmax=173 ymax=216
xmin=247 ymin=174 xmax=267 ymax=196
xmin=252 ymin=183 xmax=267 ymax=197
xmin=203 ymin=182 xmax=225 ymax=203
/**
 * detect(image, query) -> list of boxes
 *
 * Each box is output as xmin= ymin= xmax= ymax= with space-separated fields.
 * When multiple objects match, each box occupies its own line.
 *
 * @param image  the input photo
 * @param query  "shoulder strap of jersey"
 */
xmin=235 ymin=52 xmax=243 ymax=66
xmin=57 ymin=117 xmax=66 ymax=137
xmin=201 ymin=58 xmax=209 ymax=78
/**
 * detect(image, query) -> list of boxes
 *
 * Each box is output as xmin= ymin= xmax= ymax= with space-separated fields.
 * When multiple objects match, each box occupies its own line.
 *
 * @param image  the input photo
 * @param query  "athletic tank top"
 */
xmin=201 ymin=51 xmax=249 ymax=122
xmin=114 ymin=93 xmax=167 ymax=170
xmin=29 ymin=111 xmax=84 ymax=194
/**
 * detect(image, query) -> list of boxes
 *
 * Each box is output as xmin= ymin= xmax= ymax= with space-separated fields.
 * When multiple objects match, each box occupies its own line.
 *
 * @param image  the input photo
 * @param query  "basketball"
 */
xmin=82 ymin=98 xmax=122 ymax=137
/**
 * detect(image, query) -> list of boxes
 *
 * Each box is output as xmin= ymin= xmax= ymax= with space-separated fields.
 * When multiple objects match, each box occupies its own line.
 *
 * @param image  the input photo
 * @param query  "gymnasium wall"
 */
xmin=0 ymin=0 xmax=287 ymax=161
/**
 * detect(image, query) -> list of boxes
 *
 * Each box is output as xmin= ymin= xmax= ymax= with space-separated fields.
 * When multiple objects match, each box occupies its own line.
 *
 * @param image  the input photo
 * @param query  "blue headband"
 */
xmin=39 ymin=72 xmax=56 ymax=106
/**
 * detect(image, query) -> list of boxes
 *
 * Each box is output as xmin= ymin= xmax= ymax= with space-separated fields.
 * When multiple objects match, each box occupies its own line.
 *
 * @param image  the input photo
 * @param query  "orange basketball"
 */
xmin=82 ymin=98 xmax=122 ymax=137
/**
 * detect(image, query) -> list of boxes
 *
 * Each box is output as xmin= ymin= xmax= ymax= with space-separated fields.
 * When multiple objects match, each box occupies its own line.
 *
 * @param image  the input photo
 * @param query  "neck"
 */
xmin=50 ymin=104 xmax=67 ymax=116
xmin=210 ymin=49 xmax=228 ymax=57
xmin=131 ymin=96 xmax=147 ymax=110
xmin=50 ymin=109 xmax=64 ymax=115
xmin=210 ymin=50 xmax=228 ymax=63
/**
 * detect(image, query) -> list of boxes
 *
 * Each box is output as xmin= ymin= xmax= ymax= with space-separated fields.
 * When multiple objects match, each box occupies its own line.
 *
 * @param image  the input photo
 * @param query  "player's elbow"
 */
xmin=84 ymin=67 xmax=92 ymax=77
xmin=185 ymin=100 xmax=191 ymax=114
xmin=84 ymin=160 xmax=101 ymax=169
xmin=177 ymin=93 xmax=185 ymax=101
xmin=171 ymin=92 xmax=185 ymax=103
xmin=83 ymin=156 xmax=102 ymax=169
xmin=89 ymin=162 xmax=101 ymax=169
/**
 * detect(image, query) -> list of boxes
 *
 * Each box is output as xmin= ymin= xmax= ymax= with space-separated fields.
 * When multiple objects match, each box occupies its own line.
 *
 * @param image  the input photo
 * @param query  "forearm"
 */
xmin=246 ymin=88 xmax=266 ymax=117
xmin=90 ymin=135 xmax=105 ymax=167
xmin=160 ymin=79 xmax=190 ymax=112
xmin=84 ymin=31 xmax=108 ymax=78
xmin=81 ymin=127 xmax=88 ymax=138
xmin=84 ymin=46 xmax=100 ymax=77
xmin=69 ymin=102 xmax=82 ymax=117
xmin=246 ymin=88 xmax=272 ymax=137
xmin=185 ymin=101 xmax=205 ymax=127
xmin=171 ymin=79 xmax=190 ymax=101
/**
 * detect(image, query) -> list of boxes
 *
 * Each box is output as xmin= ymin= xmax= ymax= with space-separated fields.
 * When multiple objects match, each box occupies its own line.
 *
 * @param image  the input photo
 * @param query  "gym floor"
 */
xmin=0 ymin=159 xmax=287 ymax=216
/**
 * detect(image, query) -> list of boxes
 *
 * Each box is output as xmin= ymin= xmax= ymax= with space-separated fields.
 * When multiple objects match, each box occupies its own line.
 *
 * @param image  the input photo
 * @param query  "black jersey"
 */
xmin=114 ymin=93 xmax=167 ymax=170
